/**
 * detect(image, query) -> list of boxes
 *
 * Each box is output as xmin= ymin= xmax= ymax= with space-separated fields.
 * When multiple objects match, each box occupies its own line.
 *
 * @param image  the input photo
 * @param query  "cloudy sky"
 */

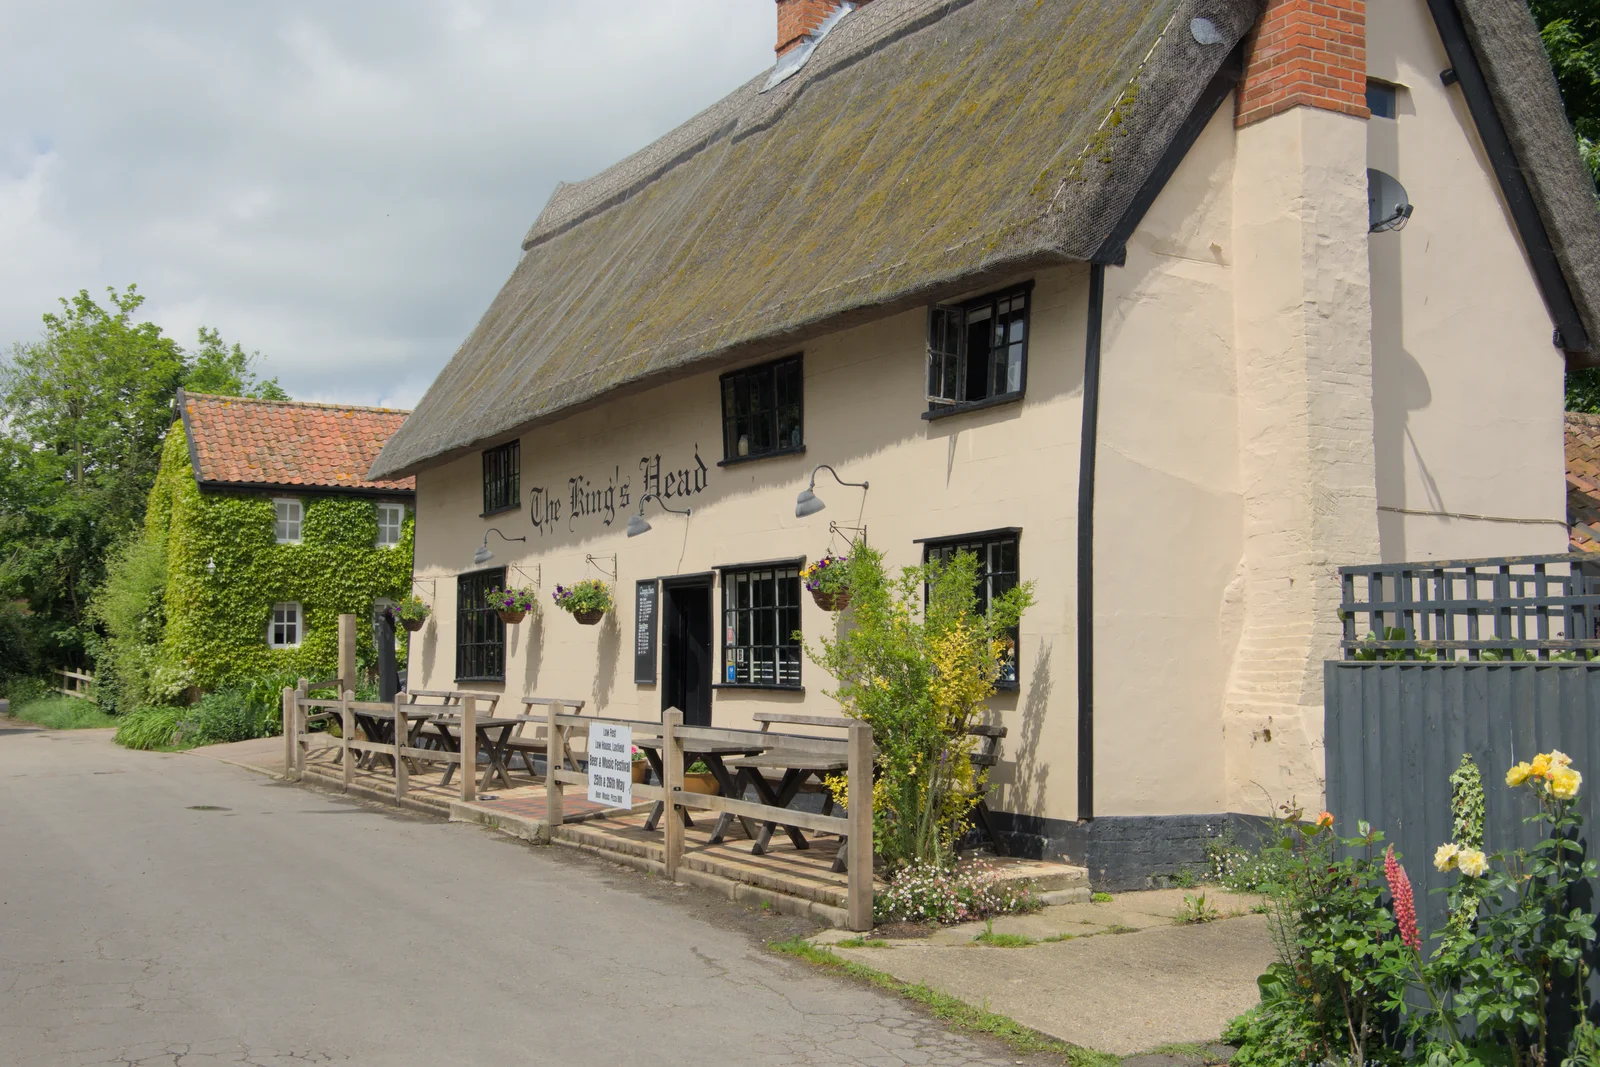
xmin=0 ymin=1 xmax=774 ymax=408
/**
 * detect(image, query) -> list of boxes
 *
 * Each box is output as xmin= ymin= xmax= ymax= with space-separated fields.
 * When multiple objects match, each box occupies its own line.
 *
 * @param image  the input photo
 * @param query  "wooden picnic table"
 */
xmin=349 ymin=706 xmax=437 ymax=771
xmin=714 ymin=749 xmax=849 ymax=859
xmin=427 ymin=715 xmax=522 ymax=792
xmin=632 ymin=739 xmax=764 ymax=834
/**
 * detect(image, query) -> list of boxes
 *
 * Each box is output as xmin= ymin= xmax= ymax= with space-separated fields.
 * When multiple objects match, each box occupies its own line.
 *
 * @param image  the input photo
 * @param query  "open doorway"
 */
xmin=660 ymin=575 xmax=713 ymax=727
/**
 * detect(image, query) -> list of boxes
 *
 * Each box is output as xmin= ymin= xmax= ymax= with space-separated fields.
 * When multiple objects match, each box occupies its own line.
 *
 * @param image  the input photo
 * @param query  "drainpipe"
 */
xmin=1076 ymin=263 xmax=1105 ymax=822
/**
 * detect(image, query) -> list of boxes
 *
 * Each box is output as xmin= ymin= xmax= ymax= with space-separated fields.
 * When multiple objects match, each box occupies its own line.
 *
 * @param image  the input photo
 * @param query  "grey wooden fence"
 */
xmin=1324 ymin=659 xmax=1600 ymax=939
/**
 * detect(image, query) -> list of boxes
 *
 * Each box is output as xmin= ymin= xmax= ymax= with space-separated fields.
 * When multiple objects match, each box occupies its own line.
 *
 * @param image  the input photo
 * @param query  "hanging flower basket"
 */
xmin=486 ymin=586 xmax=537 ymax=625
xmin=801 ymin=554 xmax=851 ymax=612
xmin=396 ymin=594 xmax=430 ymax=632
xmin=810 ymin=588 xmax=851 ymax=612
xmin=553 ymin=580 xmax=614 ymax=626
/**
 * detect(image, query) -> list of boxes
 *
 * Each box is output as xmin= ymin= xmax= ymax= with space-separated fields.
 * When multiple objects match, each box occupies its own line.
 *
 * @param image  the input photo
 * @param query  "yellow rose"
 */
xmin=1433 ymin=843 xmax=1460 ymax=871
xmin=1506 ymin=762 xmax=1532 ymax=787
xmin=1550 ymin=767 xmax=1582 ymax=800
xmin=1549 ymin=750 xmax=1574 ymax=770
xmin=1456 ymin=848 xmax=1489 ymax=878
xmin=1530 ymin=753 xmax=1552 ymax=779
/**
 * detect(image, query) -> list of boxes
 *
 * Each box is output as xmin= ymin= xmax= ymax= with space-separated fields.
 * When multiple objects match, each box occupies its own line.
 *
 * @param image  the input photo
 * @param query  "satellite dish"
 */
xmin=1368 ymin=169 xmax=1413 ymax=232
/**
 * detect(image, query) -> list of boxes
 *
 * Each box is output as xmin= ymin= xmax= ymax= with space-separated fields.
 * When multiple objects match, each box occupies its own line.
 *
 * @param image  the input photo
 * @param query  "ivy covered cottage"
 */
xmin=370 ymin=0 xmax=1600 ymax=882
xmin=131 ymin=391 xmax=416 ymax=696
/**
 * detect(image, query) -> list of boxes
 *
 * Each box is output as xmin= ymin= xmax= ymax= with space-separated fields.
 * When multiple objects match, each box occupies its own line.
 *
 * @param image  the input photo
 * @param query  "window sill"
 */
xmin=479 ymin=505 xmax=519 ymax=518
xmin=454 ymin=677 xmax=506 ymax=685
xmin=992 ymin=682 xmax=1020 ymax=694
xmin=713 ymin=683 xmax=805 ymax=694
xmin=717 ymin=445 xmax=807 ymax=468
xmin=922 ymin=391 xmax=1024 ymax=421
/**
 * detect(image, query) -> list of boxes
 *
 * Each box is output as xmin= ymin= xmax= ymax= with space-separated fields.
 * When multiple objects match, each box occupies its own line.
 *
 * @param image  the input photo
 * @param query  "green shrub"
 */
xmin=113 ymin=707 xmax=182 ymax=750
xmin=7 ymin=695 xmax=117 ymax=730
xmin=0 ymin=602 xmax=42 ymax=690
xmin=2 ymin=676 xmax=49 ymax=705
xmin=88 ymin=527 xmax=168 ymax=712
xmin=874 ymin=860 xmax=1041 ymax=925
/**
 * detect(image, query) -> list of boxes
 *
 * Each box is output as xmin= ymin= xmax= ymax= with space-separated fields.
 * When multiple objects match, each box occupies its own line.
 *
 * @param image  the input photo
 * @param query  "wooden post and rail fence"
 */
xmin=53 ymin=668 xmax=95 ymax=702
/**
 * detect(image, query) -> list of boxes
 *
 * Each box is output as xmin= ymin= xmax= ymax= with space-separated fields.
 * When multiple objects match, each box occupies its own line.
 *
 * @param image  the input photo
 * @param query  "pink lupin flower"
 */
xmin=1385 ymin=845 xmax=1421 ymax=952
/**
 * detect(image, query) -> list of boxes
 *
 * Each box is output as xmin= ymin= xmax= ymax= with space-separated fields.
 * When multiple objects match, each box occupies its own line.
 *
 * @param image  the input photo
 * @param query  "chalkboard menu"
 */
xmin=634 ymin=579 xmax=658 ymax=684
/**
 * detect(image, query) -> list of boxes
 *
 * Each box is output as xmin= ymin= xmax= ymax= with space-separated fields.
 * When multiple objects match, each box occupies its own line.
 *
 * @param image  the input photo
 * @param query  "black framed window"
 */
xmin=482 ymin=441 xmax=520 ymax=515
xmin=456 ymin=567 xmax=506 ymax=682
xmin=1365 ymin=79 xmax=1397 ymax=120
xmin=921 ymin=531 xmax=1021 ymax=689
xmin=721 ymin=564 xmax=802 ymax=688
xmin=720 ymin=355 xmax=803 ymax=463
xmin=926 ymin=283 xmax=1031 ymax=416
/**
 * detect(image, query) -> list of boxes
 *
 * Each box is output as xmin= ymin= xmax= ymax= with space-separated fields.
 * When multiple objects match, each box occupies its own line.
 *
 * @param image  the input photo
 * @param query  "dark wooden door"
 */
xmin=661 ymin=578 xmax=713 ymax=727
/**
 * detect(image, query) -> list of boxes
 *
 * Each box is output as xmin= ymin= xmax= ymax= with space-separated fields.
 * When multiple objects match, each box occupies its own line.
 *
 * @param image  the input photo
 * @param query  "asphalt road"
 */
xmin=0 ymin=724 xmax=1037 ymax=1067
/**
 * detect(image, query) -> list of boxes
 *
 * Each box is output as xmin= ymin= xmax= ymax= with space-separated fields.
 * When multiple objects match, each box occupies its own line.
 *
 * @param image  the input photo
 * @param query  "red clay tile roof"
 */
xmin=1567 ymin=412 xmax=1600 ymax=551
xmin=180 ymin=391 xmax=414 ymax=493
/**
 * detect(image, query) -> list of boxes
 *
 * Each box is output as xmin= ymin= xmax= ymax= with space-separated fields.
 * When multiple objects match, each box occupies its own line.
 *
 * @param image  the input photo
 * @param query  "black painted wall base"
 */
xmin=987 ymin=809 xmax=1275 ymax=892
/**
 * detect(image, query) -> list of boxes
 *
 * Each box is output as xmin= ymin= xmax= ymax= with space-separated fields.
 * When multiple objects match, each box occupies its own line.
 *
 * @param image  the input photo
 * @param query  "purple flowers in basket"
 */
xmin=485 ymin=587 xmax=537 ymax=613
xmin=799 ymin=554 xmax=848 ymax=593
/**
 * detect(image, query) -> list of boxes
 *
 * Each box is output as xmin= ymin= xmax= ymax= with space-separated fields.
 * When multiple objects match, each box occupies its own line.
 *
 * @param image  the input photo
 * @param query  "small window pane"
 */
xmin=274 ymin=499 xmax=302 ymax=543
xmin=720 ymin=356 xmax=803 ymax=462
xmin=376 ymin=503 xmax=404 ymax=547
xmin=482 ymin=442 xmax=520 ymax=514
xmin=722 ymin=566 xmax=802 ymax=687
xmin=927 ymin=286 xmax=1029 ymax=412
xmin=456 ymin=568 xmax=506 ymax=681
xmin=1366 ymin=80 xmax=1397 ymax=120
xmin=922 ymin=533 xmax=1022 ymax=687
xmin=269 ymin=602 xmax=301 ymax=648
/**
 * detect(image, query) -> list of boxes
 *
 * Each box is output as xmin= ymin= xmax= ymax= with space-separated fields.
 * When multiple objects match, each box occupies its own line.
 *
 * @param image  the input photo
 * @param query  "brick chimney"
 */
xmin=1236 ymin=0 xmax=1368 ymax=128
xmin=776 ymin=0 xmax=868 ymax=57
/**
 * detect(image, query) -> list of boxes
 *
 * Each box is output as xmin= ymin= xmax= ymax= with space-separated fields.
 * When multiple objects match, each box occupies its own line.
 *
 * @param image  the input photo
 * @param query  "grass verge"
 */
xmin=6 ymin=696 xmax=117 ymax=730
xmin=771 ymin=936 xmax=1118 ymax=1067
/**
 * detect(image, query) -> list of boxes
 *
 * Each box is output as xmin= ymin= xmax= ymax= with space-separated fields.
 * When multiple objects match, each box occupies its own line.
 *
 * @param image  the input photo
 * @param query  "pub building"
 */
xmin=369 ymin=0 xmax=1600 ymax=882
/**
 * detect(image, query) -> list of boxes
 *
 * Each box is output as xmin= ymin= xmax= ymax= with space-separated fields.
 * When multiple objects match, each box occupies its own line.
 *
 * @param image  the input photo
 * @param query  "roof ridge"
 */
xmin=184 ymin=391 xmax=411 ymax=416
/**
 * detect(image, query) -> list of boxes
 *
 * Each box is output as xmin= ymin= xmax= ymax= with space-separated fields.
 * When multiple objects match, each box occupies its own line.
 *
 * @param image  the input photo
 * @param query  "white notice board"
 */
xmin=587 ymin=723 xmax=633 ymax=809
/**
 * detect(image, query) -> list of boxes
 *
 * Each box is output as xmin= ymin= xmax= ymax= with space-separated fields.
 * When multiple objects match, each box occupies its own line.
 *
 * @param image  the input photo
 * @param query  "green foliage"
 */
xmin=805 ymin=543 xmax=1034 ymax=870
xmin=1532 ymin=0 xmax=1600 ymax=186
xmin=178 ymin=676 xmax=287 ymax=746
xmin=1090 ymin=891 xmax=1114 ymax=903
xmin=133 ymin=430 xmax=412 ymax=692
xmin=1175 ymin=892 xmax=1221 ymax=925
xmin=88 ymin=528 xmax=168 ymax=712
xmin=395 ymin=594 xmax=430 ymax=622
xmin=873 ymin=860 xmax=1041 ymax=925
xmin=0 ymin=601 xmax=42 ymax=691
xmin=182 ymin=326 xmax=288 ymax=401
xmin=1206 ymin=824 xmax=1283 ymax=892
xmin=551 ymin=579 xmax=612 ymax=615
xmin=1568 ymin=368 xmax=1600 ymax=413
xmin=113 ymin=706 xmax=183 ymax=750
xmin=6 ymin=695 xmax=117 ymax=730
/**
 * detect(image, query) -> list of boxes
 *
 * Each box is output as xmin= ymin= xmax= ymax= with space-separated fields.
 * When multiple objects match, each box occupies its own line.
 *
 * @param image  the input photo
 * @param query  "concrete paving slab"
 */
xmin=833 ymin=911 xmax=1275 ymax=1056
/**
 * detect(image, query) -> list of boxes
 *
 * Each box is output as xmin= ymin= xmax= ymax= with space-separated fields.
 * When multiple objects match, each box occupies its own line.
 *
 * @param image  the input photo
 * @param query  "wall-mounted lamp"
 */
xmin=205 ymin=558 xmax=216 ymax=576
xmin=795 ymin=464 xmax=869 ymax=518
xmin=626 ymin=493 xmax=692 ymax=538
xmin=474 ymin=527 xmax=526 ymax=565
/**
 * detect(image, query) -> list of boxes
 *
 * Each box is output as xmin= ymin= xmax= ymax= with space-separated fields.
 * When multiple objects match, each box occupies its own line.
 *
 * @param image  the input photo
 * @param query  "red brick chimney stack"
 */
xmin=1236 ymin=0 xmax=1368 ymax=128
xmin=776 ymin=0 xmax=869 ymax=57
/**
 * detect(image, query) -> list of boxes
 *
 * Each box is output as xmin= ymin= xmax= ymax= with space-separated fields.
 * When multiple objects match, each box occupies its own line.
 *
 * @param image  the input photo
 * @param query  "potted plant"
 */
xmin=486 ymin=586 xmax=538 ymax=624
xmin=682 ymin=758 xmax=719 ymax=795
xmin=801 ymin=553 xmax=851 ymax=611
xmin=395 ymin=594 xmax=430 ymax=632
xmin=632 ymin=746 xmax=650 ymax=785
xmin=552 ymin=579 xmax=613 ymax=625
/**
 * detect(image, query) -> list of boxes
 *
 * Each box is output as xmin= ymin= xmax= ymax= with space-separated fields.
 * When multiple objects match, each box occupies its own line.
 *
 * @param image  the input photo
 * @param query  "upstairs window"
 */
xmin=926 ymin=284 xmax=1031 ymax=416
xmin=1366 ymin=79 xmax=1397 ymax=119
xmin=482 ymin=441 xmax=520 ymax=515
xmin=721 ymin=355 xmax=803 ymax=463
xmin=273 ymin=498 xmax=302 ymax=544
xmin=921 ymin=530 xmax=1022 ymax=689
xmin=721 ymin=563 xmax=802 ymax=688
xmin=268 ymin=602 xmax=302 ymax=648
xmin=456 ymin=567 xmax=506 ymax=682
xmin=376 ymin=503 xmax=405 ymax=547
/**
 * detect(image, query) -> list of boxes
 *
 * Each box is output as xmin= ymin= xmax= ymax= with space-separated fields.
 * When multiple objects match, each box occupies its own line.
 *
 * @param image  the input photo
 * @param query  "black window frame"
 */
xmin=718 ymin=354 xmax=805 ymax=466
xmin=456 ymin=566 xmax=507 ymax=683
xmin=717 ymin=559 xmax=804 ymax=690
xmin=481 ymin=441 xmax=520 ymax=516
xmin=925 ymin=282 xmax=1033 ymax=420
xmin=917 ymin=529 xmax=1022 ymax=691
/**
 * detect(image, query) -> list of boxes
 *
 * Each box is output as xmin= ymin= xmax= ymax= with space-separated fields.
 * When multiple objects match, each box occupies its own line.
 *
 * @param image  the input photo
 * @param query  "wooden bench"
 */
xmin=403 ymin=689 xmax=502 ymax=753
xmin=506 ymin=697 xmax=589 ymax=777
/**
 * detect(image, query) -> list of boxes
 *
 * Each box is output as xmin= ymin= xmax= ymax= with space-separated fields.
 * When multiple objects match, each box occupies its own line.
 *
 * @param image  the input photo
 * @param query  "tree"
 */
xmin=184 ymin=326 xmax=288 ymax=401
xmin=0 ymin=286 xmax=287 ymax=675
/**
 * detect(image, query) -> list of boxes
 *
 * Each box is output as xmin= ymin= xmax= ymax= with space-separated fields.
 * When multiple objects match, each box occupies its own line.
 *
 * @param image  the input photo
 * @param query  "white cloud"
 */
xmin=0 ymin=0 xmax=775 ymax=406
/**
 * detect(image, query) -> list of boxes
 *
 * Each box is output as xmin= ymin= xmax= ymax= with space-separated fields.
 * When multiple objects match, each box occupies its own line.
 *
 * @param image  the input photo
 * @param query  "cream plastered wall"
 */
xmin=1365 ymin=0 xmax=1567 ymax=562
xmin=1093 ymin=102 xmax=1243 ymax=817
xmin=410 ymin=266 xmax=1091 ymax=823
xmin=1224 ymin=103 xmax=1381 ymax=815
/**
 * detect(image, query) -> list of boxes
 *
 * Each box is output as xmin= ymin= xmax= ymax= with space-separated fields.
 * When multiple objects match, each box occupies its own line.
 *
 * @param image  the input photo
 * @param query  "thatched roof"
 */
xmin=1454 ymin=0 xmax=1600 ymax=362
xmin=371 ymin=0 xmax=1264 ymax=479
xmin=370 ymin=0 xmax=1600 ymax=481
